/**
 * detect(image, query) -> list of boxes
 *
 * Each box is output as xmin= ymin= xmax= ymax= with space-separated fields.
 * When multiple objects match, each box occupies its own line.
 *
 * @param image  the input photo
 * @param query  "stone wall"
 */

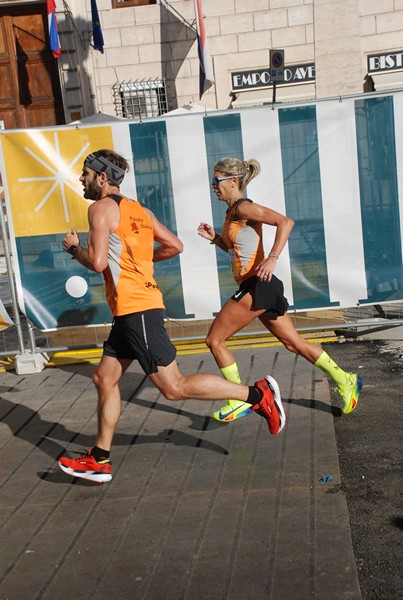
xmin=65 ymin=0 xmax=403 ymax=116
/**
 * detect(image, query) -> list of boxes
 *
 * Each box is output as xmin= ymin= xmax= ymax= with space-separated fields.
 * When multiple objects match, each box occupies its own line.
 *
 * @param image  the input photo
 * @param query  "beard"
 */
xmin=83 ymin=178 xmax=101 ymax=200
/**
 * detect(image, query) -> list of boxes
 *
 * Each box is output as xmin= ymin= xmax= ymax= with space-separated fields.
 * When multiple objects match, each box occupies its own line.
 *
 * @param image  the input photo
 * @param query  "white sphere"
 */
xmin=65 ymin=276 xmax=88 ymax=299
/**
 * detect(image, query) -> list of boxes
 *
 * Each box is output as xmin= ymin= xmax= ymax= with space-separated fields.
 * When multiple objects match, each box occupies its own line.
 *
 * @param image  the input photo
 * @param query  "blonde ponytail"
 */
xmin=213 ymin=157 xmax=261 ymax=191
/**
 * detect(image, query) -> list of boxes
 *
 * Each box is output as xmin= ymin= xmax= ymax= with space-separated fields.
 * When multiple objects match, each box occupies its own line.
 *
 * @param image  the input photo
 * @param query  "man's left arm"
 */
xmin=145 ymin=208 xmax=183 ymax=263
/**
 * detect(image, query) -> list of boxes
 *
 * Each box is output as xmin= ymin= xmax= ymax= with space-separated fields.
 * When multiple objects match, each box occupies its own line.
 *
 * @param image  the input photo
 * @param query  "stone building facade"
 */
xmin=0 ymin=0 xmax=402 ymax=124
xmin=55 ymin=0 xmax=402 ymax=122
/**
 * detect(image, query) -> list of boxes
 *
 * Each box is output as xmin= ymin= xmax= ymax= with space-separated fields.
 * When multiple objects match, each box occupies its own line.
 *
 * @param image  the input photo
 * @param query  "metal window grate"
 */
xmin=113 ymin=78 xmax=168 ymax=119
xmin=112 ymin=1 xmax=157 ymax=7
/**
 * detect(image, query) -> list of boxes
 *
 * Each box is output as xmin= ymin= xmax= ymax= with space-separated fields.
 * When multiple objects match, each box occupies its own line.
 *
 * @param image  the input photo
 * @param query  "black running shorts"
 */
xmin=103 ymin=308 xmax=177 ymax=375
xmin=230 ymin=275 xmax=289 ymax=318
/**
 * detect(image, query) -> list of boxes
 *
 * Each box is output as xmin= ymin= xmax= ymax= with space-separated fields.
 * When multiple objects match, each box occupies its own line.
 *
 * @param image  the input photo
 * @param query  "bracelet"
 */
xmin=210 ymin=234 xmax=221 ymax=245
xmin=268 ymin=252 xmax=279 ymax=259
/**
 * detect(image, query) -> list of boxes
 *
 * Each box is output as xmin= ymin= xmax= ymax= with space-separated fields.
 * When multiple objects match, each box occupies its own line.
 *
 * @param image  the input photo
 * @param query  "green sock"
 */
xmin=220 ymin=362 xmax=245 ymax=405
xmin=315 ymin=351 xmax=348 ymax=385
xmin=220 ymin=362 xmax=241 ymax=384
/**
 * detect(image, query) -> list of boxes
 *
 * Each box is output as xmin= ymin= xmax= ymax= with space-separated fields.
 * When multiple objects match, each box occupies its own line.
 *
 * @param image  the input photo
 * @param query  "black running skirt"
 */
xmin=230 ymin=275 xmax=289 ymax=318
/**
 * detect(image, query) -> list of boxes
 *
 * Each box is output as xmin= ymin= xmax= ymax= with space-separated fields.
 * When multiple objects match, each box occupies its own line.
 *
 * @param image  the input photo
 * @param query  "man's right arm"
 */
xmin=145 ymin=208 xmax=183 ymax=263
xmin=62 ymin=228 xmax=95 ymax=269
xmin=62 ymin=201 xmax=115 ymax=272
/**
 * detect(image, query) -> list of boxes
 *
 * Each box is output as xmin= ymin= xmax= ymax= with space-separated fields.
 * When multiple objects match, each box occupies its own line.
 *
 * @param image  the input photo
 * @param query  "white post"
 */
xmin=0 ymin=194 xmax=49 ymax=374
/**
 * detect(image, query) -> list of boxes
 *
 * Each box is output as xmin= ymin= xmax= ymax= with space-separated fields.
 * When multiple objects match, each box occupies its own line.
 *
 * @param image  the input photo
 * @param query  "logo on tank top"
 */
xmin=130 ymin=216 xmax=152 ymax=232
xmin=130 ymin=218 xmax=139 ymax=233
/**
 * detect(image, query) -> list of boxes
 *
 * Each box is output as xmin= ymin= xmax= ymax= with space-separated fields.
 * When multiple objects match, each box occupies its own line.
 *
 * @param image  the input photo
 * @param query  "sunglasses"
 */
xmin=211 ymin=175 xmax=234 ymax=187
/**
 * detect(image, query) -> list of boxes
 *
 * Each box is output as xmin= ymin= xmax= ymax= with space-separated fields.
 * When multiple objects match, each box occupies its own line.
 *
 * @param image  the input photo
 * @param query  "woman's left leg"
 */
xmin=260 ymin=312 xmax=363 ymax=414
xmin=259 ymin=312 xmax=322 ymax=363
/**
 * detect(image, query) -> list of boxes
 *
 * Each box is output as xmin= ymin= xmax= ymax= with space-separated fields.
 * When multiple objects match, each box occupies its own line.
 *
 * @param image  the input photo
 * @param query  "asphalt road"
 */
xmin=325 ymin=337 xmax=402 ymax=600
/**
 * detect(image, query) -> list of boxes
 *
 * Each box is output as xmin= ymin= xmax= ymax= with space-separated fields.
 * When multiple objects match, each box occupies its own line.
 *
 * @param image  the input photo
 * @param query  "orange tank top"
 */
xmin=103 ymin=195 xmax=165 ymax=316
xmin=221 ymin=198 xmax=264 ymax=284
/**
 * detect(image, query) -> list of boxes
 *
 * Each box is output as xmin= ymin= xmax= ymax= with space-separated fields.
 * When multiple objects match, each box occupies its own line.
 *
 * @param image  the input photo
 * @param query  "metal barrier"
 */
xmin=0 ymin=193 xmax=402 ymax=369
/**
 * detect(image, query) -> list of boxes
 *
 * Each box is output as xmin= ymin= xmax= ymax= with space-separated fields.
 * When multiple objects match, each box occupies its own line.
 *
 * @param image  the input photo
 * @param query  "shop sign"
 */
xmin=231 ymin=63 xmax=315 ymax=91
xmin=368 ymin=51 xmax=403 ymax=73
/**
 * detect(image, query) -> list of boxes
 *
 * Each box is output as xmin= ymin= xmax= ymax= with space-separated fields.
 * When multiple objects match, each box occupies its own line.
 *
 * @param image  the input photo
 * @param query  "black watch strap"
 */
xmin=68 ymin=244 xmax=78 ymax=257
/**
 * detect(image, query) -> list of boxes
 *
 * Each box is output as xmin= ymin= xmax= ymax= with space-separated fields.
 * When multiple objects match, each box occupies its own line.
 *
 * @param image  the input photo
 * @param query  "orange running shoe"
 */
xmin=59 ymin=449 xmax=112 ymax=483
xmin=252 ymin=376 xmax=286 ymax=435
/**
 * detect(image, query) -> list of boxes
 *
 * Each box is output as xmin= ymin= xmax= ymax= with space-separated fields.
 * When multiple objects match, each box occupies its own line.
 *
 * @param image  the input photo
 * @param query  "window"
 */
xmin=112 ymin=0 xmax=157 ymax=7
xmin=113 ymin=79 xmax=168 ymax=119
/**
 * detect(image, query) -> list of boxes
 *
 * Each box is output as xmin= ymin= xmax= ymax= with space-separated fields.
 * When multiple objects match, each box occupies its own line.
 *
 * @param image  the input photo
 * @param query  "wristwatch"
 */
xmin=68 ymin=244 xmax=78 ymax=258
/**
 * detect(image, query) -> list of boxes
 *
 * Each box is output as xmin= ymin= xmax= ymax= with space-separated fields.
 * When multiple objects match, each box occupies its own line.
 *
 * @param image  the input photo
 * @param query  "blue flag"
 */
xmin=91 ymin=0 xmax=104 ymax=53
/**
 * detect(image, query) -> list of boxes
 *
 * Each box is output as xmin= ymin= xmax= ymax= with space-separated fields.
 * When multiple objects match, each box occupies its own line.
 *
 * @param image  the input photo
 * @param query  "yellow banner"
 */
xmin=0 ymin=296 xmax=13 ymax=330
xmin=0 ymin=126 xmax=114 ymax=237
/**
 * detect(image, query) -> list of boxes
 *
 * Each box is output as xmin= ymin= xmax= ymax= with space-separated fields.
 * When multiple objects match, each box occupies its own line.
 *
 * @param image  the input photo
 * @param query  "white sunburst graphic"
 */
xmin=18 ymin=131 xmax=91 ymax=223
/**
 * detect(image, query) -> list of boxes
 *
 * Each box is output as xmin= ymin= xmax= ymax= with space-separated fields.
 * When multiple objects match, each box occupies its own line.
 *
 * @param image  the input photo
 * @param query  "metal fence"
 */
xmin=1 ymin=269 xmax=402 ymax=360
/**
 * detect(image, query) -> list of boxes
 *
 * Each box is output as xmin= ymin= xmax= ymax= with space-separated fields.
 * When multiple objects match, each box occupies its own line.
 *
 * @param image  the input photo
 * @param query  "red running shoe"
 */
xmin=59 ymin=449 xmax=112 ymax=483
xmin=252 ymin=376 xmax=286 ymax=435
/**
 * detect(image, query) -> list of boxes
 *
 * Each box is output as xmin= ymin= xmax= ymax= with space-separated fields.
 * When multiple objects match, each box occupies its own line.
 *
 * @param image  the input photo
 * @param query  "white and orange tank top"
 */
xmin=103 ymin=195 xmax=165 ymax=316
xmin=221 ymin=198 xmax=264 ymax=284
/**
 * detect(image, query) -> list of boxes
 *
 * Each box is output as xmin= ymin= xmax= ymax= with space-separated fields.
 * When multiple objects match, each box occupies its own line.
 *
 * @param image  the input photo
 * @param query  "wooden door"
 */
xmin=0 ymin=3 xmax=65 ymax=129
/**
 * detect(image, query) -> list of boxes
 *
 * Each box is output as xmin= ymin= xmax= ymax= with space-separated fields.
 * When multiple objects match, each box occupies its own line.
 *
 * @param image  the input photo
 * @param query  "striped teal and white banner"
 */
xmin=0 ymin=91 xmax=402 ymax=330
